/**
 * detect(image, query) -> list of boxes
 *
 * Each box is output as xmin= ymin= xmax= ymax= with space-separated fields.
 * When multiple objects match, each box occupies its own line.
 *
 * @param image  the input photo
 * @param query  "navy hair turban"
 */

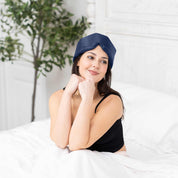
xmin=73 ymin=33 xmax=116 ymax=68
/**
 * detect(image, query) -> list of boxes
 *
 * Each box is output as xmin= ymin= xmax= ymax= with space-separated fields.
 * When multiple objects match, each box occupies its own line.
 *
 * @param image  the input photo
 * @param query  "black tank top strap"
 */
xmin=95 ymin=92 xmax=121 ymax=113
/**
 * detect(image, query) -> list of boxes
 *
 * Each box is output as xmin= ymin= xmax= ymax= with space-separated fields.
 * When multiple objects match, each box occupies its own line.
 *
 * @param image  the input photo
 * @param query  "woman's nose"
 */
xmin=92 ymin=60 xmax=99 ymax=68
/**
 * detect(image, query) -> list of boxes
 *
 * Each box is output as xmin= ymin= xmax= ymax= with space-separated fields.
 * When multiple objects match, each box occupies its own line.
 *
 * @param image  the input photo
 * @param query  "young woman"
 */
xmin=49 ymin=33 xmax=126 ymax=153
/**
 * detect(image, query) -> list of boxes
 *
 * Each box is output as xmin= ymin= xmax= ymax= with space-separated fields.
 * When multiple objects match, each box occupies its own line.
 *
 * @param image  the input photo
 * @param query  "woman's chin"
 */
xmin=81 ymin=73 xmax=102 ymax=83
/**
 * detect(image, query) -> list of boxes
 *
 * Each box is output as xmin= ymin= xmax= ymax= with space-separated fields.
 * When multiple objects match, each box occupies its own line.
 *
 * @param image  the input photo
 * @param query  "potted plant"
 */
xmin=0 ymin=0 xmax=90 ymax=122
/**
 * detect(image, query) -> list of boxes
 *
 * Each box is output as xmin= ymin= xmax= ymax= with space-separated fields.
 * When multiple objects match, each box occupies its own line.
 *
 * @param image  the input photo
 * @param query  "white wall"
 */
xmin=95 ymin=0 xmax=178 ymax=98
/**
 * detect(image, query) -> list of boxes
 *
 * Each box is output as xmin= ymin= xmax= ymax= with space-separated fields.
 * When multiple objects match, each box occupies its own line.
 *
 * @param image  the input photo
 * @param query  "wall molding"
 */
xmin=105 ymin=19 xmax=178 ymax=40
xmin=0 ymin=62 xmax=7 ymax=129
xmin=95 ymin=0 xmax=178 ymax=40
xmin=86 ymin=0 xmax=96 ymax=33
xmin=0 ymin=61 xmax=47 ymax=130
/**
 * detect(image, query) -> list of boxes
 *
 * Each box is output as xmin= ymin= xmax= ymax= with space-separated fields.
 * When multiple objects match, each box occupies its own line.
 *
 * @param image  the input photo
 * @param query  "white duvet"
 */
xmin=0 ymin=82 xmax=178 ymax=178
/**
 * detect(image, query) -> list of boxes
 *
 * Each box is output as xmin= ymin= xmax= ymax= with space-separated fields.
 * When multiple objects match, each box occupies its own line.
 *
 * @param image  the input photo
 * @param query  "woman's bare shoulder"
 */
xmin=49 ymin=89 xmax=64 ymax=103
xmin=97 ymin=94 xmax=123 ymax=110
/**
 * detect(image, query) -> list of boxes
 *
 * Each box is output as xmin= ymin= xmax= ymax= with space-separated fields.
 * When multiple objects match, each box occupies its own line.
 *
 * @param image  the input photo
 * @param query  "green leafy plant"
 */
xmin=0 ymin=0 xmax=90 ymax=122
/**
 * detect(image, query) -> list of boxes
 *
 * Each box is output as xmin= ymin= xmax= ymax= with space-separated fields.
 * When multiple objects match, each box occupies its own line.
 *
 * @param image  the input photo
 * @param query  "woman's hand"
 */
xmin=65 ymin=74 xmax=84 ymax=96
xmin=78 ymin=78 xmax=95 ymax=100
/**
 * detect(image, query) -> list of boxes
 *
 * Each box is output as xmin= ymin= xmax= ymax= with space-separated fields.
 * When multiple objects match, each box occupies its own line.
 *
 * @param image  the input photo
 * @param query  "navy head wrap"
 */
xmin=73 ymin=33 xmax=116 ymax=68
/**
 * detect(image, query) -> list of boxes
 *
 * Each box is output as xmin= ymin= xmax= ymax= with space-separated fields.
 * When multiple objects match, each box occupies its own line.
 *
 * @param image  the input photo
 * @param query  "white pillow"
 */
xmin=111 ymin=81 xmax=178 ymax=154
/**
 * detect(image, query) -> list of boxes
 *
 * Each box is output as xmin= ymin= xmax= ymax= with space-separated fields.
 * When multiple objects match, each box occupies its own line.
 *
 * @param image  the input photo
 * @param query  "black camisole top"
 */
xmin=86 ymin=93 xmax=124 ymax=153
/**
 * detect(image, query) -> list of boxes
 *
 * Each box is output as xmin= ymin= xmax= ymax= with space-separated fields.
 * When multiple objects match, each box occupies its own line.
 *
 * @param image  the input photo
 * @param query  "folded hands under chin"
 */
xmin=78 ymin=78 xmax=95 ymax=99
xmin=66 ymin=74 xmax=95 ymax=98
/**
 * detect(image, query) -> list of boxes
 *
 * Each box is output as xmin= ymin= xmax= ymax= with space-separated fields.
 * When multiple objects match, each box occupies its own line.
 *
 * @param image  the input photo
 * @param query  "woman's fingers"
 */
xmin=65 ymin=74 xmax=85 ymax=96
xmin=78 ymin=78 xmax=95 ymax=99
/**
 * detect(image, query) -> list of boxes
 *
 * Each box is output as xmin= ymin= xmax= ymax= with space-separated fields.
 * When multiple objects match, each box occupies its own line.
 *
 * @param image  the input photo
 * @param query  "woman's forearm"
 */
xmin=69 ymin=97 xmax=94 ymax=151
xmin=51 ymin=92 xmax=72 ymax=148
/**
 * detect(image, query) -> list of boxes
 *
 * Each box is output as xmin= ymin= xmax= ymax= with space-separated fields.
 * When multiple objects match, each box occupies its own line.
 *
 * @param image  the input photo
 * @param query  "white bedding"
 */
xmin=0 ymin=82 xmax=178 ymax=178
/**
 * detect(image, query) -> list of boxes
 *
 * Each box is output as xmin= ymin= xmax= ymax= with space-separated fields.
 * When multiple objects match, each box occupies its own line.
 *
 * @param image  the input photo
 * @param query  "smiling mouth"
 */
xmin=88 ymin=70 xmax=99 ymax=75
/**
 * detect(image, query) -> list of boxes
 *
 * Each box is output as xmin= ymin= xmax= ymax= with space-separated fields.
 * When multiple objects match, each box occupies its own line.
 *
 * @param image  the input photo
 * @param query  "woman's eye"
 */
xmin=101 ymin=60 xmax=107 ymax=64
xmin=87 ymin=56 xmax=94 ymax=59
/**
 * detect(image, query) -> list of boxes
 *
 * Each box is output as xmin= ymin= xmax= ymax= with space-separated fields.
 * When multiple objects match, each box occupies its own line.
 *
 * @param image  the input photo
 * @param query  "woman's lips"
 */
xmin=88 ymin=70 xmax=99 ymax=75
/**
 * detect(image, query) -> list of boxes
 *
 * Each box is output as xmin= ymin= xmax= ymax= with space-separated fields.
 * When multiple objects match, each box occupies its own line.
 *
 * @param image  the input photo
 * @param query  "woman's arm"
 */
xmin=49 ymin=74 xmax=84 ymax=149
xmin=49 ymin=90 xmax=72 ymax=148
xmin=69 ymin=96 xmax=94 ymax=150
xmin=68 ymin=78 xmax=95 ymax=150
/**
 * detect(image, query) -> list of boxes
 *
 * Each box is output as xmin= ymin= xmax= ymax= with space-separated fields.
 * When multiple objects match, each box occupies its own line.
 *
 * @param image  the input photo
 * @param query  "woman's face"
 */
xmin=77 ymin=45 xmax=108 ymax=83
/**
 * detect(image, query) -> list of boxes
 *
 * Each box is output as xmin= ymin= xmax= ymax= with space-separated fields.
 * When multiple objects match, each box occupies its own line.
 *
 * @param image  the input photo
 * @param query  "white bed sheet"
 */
xmin=0 ymin=119 xmax=178 ymax=178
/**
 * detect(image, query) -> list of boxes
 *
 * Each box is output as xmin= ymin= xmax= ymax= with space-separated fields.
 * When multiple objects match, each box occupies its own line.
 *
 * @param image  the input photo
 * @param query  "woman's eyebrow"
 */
xmin=87 ymin=52 xmax=108 ymax=59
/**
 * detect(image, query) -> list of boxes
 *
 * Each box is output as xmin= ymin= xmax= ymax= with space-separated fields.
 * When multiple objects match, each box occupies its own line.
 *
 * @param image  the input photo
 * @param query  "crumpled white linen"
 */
xmin=0 ymin=119 xmax=178 ymax=178
xmin=29 ymin=144 xmax=178 ymax=178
